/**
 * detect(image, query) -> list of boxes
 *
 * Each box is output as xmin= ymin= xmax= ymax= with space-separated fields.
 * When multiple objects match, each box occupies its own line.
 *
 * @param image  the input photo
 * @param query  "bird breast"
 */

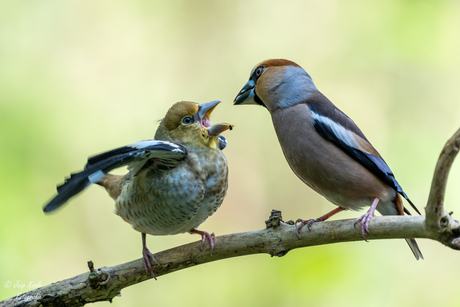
xmin=114 ymin=149 xmax=228 ymax=236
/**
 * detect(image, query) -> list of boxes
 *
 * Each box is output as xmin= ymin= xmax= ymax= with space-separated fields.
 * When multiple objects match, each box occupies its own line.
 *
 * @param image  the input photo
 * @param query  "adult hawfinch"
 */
xmin=234 ymin=59 xmax=422 ymax=260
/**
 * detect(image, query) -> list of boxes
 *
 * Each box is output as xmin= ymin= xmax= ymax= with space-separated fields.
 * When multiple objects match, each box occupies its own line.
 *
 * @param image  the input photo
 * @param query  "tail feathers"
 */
xmin=382 ymin=195 xmax=423 ymax=260
xmin=405 ymin=238 xmax=424 ymax=260
xmin=401 ymin=194 xmax=421 ymax=215
xmin=398 ymin=195 xmax=423 ymax=260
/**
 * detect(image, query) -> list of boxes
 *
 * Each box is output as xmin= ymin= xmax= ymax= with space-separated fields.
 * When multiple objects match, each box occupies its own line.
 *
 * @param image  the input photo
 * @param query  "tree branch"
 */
xmin=425 ymin=128 xmax=460 ymax=241
xmin=2 ymin=128 xmax=460 ymax=307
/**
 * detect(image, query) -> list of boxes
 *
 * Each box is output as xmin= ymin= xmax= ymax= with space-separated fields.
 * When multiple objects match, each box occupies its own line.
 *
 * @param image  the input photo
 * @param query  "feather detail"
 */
xmin=405 ymin=238 xmax=424 ymax=260
xmin=44 ymin=140 xmax=187 ymax=213
xmin=307 ymin=97 xmax=420 ymax=215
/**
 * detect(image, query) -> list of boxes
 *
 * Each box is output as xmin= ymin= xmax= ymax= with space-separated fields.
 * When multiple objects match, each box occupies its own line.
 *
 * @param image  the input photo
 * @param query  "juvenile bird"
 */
xmin=234 ymin=59 xmax=423 ymax=260
xmin=44 ymin=100 xmax=234 ymax=278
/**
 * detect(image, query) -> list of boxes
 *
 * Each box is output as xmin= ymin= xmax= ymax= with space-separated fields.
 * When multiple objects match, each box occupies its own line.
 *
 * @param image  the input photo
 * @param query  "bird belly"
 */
xmin=114 ymin=152 xmax=228 ymax=236
xmin=271 ymin=105 xmax=395 ymax=211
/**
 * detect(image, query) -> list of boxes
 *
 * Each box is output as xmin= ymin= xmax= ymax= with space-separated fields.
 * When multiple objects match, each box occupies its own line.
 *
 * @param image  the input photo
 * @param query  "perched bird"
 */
xmin=44 ymin=100 xmax=234 ymax=278
xmin=233 ymin=59 xmax=423 ymax=260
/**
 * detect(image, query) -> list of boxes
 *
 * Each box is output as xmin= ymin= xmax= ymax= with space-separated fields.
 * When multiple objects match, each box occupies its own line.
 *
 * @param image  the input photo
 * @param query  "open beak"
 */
xmin=233 ymin=79 xmax=257 ymax=105
xmin=197 ymin=100 xmax=234 ymax=136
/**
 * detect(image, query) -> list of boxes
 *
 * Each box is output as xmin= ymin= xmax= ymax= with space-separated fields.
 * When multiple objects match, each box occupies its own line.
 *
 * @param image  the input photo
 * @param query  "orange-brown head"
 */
xmin=233 ymin=59 xmax=317 ymax=113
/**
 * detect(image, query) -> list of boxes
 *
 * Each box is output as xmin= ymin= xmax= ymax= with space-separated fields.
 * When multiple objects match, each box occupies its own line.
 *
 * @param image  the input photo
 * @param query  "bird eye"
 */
xmin=182 ymin=116 xmax=193 ymax=124
xmin=255 ymin=66 xmax=264 ymax=77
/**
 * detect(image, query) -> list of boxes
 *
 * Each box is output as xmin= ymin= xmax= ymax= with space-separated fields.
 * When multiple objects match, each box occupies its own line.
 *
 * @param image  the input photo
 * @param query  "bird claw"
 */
xmin=354 ymin=198 xmax=379 ymax=242
xmin=295 ymin=218 xmax=318 ymax=239
xmin=354 ymin=212 xmax=374 ymax=242
xmin=142 ymin=245 xmax=158 ymax=280
xmin=295 ymin=207 xmax=346 ymax=239
xmin=190 ymin=229 xmax=215 ymax=253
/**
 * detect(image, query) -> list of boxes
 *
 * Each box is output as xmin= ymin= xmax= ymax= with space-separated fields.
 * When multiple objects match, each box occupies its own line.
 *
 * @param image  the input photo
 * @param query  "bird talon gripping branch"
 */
xmin=189 ymin=229 xmax=215 ymax=252
xmin=234 ymin=59 xmax=423 ymax=260
xmin=44 ymin=100 xmax=233 ymax=276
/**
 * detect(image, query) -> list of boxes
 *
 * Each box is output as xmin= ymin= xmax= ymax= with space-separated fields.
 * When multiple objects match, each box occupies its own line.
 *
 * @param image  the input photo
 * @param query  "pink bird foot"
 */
xmin=354 ymin=198 xmax=380 ymax=241
xmin=142 ymin=233 xmax=158 ymax=279
xmin=295 ymin=207 xmax=345 ymax=239
xmin=190 ymin=229 xmax=215 ymax=252
xmin=295 ymin=218 xmax=319 ymax=239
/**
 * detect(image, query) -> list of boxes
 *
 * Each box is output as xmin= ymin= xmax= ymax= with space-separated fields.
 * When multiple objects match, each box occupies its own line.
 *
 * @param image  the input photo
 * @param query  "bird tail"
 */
xmin=394 ymin=194 xmax=424 ymax=260
xmin=405 ymin=238 xmax=424 ymax=260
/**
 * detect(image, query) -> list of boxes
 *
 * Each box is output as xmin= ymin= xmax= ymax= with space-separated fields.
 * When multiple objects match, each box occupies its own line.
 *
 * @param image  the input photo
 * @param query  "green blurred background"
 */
xmin=1 ymin=0 xmax=460 ymax=306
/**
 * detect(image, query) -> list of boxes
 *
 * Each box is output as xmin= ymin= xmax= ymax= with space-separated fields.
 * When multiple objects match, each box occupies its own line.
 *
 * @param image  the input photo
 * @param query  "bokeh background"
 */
xmin=1 ymin=0 xmax=460 ymax=306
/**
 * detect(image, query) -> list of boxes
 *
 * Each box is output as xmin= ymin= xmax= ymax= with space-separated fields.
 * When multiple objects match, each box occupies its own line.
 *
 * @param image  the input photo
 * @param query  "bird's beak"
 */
xmin=197 ymin=100 xmax=234 ymax=136
xmin=207 ymin=123 xmax=234 ymax=136
xmin=233 ymin=79 xmax=257 ymax=105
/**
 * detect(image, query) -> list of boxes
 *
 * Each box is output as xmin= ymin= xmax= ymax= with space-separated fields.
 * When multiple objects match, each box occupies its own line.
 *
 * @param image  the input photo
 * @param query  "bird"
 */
xmin=44 ymin=100 xmax=234 ymax=278
xmin=233 ymin=59 xmax=423 ymax=260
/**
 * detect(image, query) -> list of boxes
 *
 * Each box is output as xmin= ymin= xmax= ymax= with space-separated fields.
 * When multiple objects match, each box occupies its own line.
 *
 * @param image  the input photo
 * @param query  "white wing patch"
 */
xmin=311 ymin=111 xmax=364 ymax=152
xmin=88 ymin=170 xmax=105 ymax=183
xmin=129 ymin=140 xmax=183 ymax=152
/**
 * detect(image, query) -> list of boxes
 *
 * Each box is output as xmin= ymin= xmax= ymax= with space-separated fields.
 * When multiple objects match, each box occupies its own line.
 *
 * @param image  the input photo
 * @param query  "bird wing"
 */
xmin=43 ymin=140 xmax=187 ymax=213
xmin=307 ymin=94 xmax=420 ymax=214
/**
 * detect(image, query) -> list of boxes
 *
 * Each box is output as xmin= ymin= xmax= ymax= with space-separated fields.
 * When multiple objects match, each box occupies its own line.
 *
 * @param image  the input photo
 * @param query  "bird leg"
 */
xmin=295 ymin=207 xmax=345 ymax=239
xmin=189 ymin=229 xmax=215 ymax=252
xmin=142 ymin=233 xmax=158 ymax=279
xmin=354 ymin=197 xmax=380 ymax=241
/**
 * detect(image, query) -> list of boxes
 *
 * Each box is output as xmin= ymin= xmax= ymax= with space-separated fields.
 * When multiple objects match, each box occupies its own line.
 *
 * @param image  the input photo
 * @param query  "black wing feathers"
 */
xmin=44 ymin=140 xmax=187 ymax=213
xmin=308 ymin=99 xmax=421 ymax=215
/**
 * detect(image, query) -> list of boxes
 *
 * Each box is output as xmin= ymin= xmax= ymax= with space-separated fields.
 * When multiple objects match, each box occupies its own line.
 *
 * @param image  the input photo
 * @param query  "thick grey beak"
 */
xmin=233 ymin=80 xmax=257 ymax=105
xmin=197 ymin=100 xmax=234 ymax=136
xmin=207 ymin=123 xmax=234 ymax=136
xmin=197 ymin=100 xmax=221 ymax=120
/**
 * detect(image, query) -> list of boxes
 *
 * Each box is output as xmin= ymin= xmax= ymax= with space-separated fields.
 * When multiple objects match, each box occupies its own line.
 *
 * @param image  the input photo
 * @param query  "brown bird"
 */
xmin=234 ymin=59 xmax=423 ymax=260
xmin=44 ymin=100 xmax=234 ymax=278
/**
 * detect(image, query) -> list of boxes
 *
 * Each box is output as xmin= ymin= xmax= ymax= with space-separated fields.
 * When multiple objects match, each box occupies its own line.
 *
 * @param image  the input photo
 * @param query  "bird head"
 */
xmin=155 ymin=100 xmax=233 ymax=149
xmin=233 ymin=59 xmax=318 ymax=112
